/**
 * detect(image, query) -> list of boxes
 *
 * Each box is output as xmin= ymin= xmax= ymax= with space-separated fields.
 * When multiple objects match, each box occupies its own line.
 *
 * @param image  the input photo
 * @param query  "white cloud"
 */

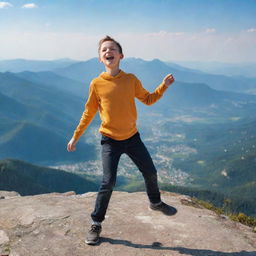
xmin=0 ymin=2 xmax=13 ymax=8
xmin=146 ymin=31 xmax=185 ymax=37
xmin=22 ymin=3 xmax=38 ymax=9
xmin=247 ymin=28 xmax=256 ymax=33
xmin=205 ymin=28 xmax=216 ymax=33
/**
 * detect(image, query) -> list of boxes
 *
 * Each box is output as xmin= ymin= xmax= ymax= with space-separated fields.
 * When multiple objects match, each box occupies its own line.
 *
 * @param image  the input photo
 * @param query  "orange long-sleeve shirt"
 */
xmin=73 ymin=70 xmax=168 ymax=141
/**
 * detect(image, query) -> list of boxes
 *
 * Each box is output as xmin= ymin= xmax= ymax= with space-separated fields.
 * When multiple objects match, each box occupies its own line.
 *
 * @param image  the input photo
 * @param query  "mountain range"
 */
xmin=1 ymin=61 xmax=256 ymax=164
xmin=1 ymin=57 xmax=256 ymax=94
xmin=1 ymin=58 xmax=256 ymax=164
xmin=52 ymin=57 xmax=256 ymax=94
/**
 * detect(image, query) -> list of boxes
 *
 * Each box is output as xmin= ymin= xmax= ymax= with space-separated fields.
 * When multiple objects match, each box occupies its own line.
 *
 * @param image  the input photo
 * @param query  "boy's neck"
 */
xmin=105 ymin=66 xmax=121 ymax=77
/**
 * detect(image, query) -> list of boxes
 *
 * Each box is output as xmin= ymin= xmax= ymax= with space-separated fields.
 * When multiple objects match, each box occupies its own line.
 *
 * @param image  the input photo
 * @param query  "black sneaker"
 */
xmin=150 ymin=202 xmax=177 ymax=216
xmin=85 ymin=224 xmax=102 ymax=245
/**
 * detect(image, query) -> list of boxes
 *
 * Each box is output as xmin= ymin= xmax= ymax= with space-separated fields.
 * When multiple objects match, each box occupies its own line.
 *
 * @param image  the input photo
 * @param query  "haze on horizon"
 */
xmin=0 ymin=0 xmax=256 ymax=63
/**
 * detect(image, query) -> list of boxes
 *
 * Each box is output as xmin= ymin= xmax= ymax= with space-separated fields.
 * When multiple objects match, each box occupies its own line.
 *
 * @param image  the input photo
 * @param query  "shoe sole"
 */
xmin=85 ymin=238 xmax=100 ymax=245
xmin=148 ymin=206 xmax=160 ymax=211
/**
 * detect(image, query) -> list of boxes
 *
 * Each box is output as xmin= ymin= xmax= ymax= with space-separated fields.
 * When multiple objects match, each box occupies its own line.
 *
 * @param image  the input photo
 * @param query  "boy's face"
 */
xmin=99 ymin=41 xmax=123 ymax=69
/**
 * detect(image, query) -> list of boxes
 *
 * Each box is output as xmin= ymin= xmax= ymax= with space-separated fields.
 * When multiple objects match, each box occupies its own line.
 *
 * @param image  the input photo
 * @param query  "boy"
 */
xmin=67 ymin=36 xmax=175 ymax=245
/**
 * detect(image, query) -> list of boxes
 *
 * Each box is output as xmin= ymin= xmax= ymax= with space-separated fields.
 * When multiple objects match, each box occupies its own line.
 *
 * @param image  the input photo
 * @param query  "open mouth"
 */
xmin=106 ymin=56 xmax=114 ymax=60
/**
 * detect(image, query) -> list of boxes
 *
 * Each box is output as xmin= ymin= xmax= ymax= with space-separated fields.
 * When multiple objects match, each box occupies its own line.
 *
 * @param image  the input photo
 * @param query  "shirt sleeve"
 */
xmin=134 ymin=76 xmax=168 ymax=105
xmin=72 ymin=82 xmax=99 ymax=140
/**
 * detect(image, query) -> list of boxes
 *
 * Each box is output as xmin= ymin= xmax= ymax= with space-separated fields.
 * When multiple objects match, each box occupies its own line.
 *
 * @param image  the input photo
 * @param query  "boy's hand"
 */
xmin=163 ymin=74 xmax=175 ymax=87
xmin=67 ymin=138 xmax=78 ymax=152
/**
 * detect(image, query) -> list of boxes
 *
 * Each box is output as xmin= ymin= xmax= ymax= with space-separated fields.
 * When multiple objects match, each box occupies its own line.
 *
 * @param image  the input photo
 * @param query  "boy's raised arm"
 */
xmin=135 ymin=74 xmax=174 ymax=105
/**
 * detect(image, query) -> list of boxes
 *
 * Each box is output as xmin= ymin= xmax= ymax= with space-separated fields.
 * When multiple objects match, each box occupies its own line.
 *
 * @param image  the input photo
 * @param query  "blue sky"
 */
xmin=0 ymin=0 xmax=256 ymax=62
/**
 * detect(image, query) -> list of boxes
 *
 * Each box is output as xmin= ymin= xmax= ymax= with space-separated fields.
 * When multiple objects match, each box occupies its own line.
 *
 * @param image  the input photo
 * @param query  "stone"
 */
xmin=0 ymin=230 xmax=9 ymax=245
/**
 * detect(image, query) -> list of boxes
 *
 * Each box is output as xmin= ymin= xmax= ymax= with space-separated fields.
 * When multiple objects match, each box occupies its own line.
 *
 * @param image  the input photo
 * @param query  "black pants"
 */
xmin=91 ymin=132 xmax=161 ymax=222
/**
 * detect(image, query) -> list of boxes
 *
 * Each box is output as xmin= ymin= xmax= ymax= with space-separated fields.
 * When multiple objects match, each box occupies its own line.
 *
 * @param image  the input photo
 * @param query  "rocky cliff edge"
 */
xmin=0 ymin=190 xmax=255 ymax=256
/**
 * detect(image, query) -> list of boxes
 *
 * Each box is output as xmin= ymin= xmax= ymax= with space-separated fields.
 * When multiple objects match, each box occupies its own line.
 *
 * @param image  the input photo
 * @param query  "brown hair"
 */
xmin=98 ymin=35 xmax=123 ymax=55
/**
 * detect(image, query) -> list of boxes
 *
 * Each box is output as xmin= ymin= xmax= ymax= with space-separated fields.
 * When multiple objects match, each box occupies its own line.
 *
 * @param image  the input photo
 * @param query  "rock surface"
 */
xmin=0 ymin=191 xmax=20 ymax=200
xmin=0 ymin=191 xmax=255 ymax=256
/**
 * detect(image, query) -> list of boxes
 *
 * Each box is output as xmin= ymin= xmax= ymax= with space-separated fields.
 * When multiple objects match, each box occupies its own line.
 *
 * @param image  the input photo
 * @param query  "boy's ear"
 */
xmin=120 ymin=54 xmax=124 ymax=59
xmin=98 ymin=57 xmax=103 ymax=63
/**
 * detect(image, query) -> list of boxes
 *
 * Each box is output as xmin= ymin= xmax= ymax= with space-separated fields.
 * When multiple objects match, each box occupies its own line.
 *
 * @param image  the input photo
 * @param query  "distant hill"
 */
xmin=0 ymin=92 xmax=31 ymax=120
xmin=0 ymin=159 xmax=98 ymax=195
xmin=0 ymin=71 xmax=96 ymax=164
xmin=53 ymin=57 xmax=104 ymax=84
xmin=0 ymin=72 xmax=84 ymax=118
xmin=0 ymin=121 xmax=95 ymax=164
xmin=166 ymin=81 xmax=256 ymax=112
xmin=173 ymin=61 xmax=256 ymax=79
xmin=0 ymin=58 xmax=78 ymax=72
xmin=15 ymin=71 xmax=87 ymax=97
